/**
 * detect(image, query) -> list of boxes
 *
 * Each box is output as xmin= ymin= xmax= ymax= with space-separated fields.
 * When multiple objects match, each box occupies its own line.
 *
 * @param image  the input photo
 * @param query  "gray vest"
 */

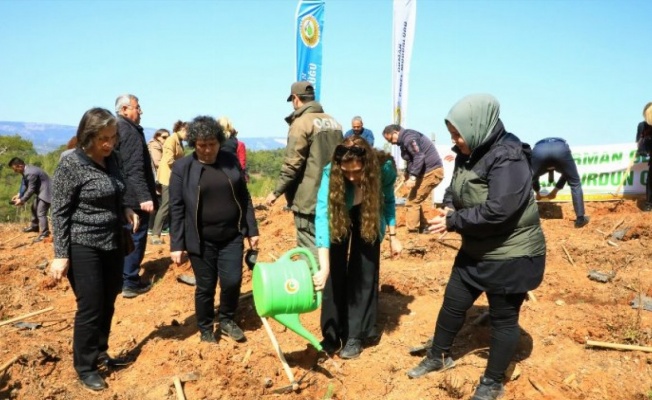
xmin=449 ymin=165 xmax=546 ymax=261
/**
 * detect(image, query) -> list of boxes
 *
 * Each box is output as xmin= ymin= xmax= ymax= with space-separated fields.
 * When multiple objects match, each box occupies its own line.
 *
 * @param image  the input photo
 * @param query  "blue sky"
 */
xmin=0 ymin=0 xmax=650 ymax=147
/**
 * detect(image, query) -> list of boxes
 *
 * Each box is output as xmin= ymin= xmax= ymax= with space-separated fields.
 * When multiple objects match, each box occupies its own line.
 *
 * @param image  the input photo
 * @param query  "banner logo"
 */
xmin=300 ymin=15 xmax=320 ymax=48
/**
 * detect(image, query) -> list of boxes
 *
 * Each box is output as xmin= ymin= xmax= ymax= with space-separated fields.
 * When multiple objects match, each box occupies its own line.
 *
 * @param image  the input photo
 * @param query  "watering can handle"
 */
xmin=280 ymin=247 xmax=322 ymax=308
xmin=281 ymin=248 xmax=319 ymax=277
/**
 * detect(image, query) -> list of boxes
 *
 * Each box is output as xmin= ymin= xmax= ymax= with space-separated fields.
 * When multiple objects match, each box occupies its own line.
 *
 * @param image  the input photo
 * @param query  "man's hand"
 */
xmin=265 ymin=192 xmax=277 ymax=206
xmin=535 ymin=192 xmax=543 ymax=201
xmin=548 ymin=188 xmax=559 ymax=200
xmin=426 ymin=214 xmax=447 ymax=234
xmin=125 ymin=208 xmax=140 ymax=233
xmin=404 ymin=177 xmax=416 ymax=189
xmin=140 ymin=201 xmax=154 ymax=213
xmin=50 ymin=258 xmax=70 ymax=282
xmin=13 ymin=198 xmax=24 ymax=206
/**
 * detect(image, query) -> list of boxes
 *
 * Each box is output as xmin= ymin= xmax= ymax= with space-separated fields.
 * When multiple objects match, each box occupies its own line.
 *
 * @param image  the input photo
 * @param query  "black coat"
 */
xmin=169 ymin=150 xmax=259 ymax=256
xmin=115 ymin=116 xmax=158 ymax=210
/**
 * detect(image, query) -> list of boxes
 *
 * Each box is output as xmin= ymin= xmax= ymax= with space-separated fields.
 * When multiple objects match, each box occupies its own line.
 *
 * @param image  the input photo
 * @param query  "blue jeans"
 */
xmin=188 ymin=235 xmax=244 ymax=332
xmin=122 ymin=210 xmax=150 ymax=289
xmin=532 ymin=138 xmax=585 ymax=218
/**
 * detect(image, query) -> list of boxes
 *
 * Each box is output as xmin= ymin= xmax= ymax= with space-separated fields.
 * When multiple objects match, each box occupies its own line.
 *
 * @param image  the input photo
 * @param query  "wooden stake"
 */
xmin=0 ymin=356 xmax=19 ymax=374
xmin=586 ymin=340 xmax=652 ymax=353
xmin=260 ymin=317 xmax=298 ymax=391
xmin=612 ymin=154 xmax=636 ymax=197
xmin=0 ymin=306 xmax=54 ymax=327
xmin=561 ymin=245 xmax=575 ymax=267
xmin=172 ymin=376 xmax=185 ymax=400
xmin=527 ymin=291 xmax=538 ymax=302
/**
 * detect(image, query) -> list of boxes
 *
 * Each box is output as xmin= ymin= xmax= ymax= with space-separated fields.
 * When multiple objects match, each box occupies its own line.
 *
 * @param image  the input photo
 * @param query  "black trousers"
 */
xmin=189 ymin=235 xmax=243 ymax=333
xmin=321 ymin=206 xmax=381 ymax=344
xmin=428 ymin=267 xmax=526 ymax=382
xmin=67 ymin=244 xmax=123 ymax=378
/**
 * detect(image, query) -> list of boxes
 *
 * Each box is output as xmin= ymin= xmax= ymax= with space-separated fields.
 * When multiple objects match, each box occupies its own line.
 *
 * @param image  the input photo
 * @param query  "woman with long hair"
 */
xmin=313 ymin=136 xmax=402 ymax=359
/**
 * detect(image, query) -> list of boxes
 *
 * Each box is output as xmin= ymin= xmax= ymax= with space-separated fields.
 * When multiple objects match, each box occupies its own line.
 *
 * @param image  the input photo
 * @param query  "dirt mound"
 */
xmin=0 ymin=199 xmax=651 ymax=399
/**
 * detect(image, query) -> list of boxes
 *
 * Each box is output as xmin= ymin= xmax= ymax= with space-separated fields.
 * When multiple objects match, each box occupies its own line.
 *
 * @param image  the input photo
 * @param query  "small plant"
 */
xmin=322 ymin=382 xmax=335 ymax=400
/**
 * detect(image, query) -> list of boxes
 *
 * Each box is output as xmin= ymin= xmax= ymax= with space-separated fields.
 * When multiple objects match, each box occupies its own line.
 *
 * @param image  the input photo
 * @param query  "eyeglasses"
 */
xmin=126 ymin=105 xmax=142 ymax=111
xmin=334 ymin=145 xmax=365 ymax=160
xmin=161 ymin=136 xmax=169 ymax=139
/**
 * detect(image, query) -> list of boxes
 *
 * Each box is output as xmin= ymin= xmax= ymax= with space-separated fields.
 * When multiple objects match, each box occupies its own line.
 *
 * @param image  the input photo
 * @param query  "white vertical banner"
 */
xmin=392 ymin=0 xmax=416 ymax=170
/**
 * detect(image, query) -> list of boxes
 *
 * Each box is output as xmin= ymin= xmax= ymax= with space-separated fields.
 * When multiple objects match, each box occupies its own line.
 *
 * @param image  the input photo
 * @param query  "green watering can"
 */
xmin=252 ymin=248 xmax=323 ymax=351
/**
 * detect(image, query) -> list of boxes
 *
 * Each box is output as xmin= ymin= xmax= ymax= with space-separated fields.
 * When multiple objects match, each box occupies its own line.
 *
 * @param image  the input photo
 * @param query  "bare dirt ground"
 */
xmin=0 ymin=198 xmax=651 ymax=400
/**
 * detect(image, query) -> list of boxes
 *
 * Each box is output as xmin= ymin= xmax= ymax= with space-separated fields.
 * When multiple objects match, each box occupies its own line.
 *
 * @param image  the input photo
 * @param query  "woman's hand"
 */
xmin=389 ymin=236 xmax=402 ymax=258
xmin=247 ymin=235 xmax=259 ymax=250
xmin=125 ymin=208 xmax=140 ymax=233
xmin=312 ymin=268 xmax=329 ymax=291
xmin=50 ymin=258 xmax=69 ymax=282
xmin=313 ymin=247 xmax=330 ymax=291
xmin=170 ymin=251 xmax=186 ymax=265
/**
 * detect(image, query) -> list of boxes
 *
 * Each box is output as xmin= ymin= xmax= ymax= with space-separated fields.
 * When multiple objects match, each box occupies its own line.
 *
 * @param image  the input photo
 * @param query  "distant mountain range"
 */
xmin=0 ymin=121 xmax=286 ymax=154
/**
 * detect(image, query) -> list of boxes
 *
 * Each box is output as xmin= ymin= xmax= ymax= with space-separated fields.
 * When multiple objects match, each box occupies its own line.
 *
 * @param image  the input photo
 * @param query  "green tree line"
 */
xmin=0 ymin=136 xmax=286 ymax=222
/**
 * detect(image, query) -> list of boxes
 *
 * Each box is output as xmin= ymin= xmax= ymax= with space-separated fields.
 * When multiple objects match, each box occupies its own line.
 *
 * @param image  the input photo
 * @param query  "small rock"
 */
xmin=263 ymin=378 xmax=273 ymax=388
xmin=555 ymin=299 xmax=566 ymax=306
xmin=587 ymin=270 xmax=614 ymax=283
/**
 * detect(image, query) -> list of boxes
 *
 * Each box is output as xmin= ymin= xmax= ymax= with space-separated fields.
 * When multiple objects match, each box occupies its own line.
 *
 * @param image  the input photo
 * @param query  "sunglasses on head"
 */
xmin=334 ymin=145 xmax=365 ymax=160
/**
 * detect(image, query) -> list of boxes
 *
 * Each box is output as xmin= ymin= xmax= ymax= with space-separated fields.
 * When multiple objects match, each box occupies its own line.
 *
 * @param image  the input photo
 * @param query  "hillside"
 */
xmin=0 ymin=199 xmax=651 ymax=399
xmin=0 ymin=121 xmax=286 ymax=154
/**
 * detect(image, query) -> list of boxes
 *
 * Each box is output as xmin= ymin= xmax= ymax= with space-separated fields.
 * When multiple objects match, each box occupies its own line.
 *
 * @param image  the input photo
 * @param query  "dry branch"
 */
xmin=528 ymin=377 xmax=546 ymax=395
xmin=608 ymin=219 xmax=625 ymax=237
xmin=561 ymin=245 xmax=575 ymax=267
xmin=0 ymin=306 xmax=54 ymax=327
xmin=0 ymin=233 xmax=22 ymax=246
xmin=585 ymin=340 xmax=652 ymax=353
xmin=242 ymin=348 xmax=253 ymax=366
xmin=0 ymin=356 xmax=19 ymax=373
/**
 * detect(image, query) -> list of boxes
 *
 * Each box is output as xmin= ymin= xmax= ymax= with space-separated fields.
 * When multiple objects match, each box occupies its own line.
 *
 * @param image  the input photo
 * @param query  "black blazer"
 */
xmin=169 ymin=150 xmax=258 ymax=256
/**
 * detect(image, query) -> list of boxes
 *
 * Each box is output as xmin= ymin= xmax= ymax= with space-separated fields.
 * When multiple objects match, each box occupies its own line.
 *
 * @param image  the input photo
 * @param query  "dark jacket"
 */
xmin=443 ymin=121 xmax=545 ymax=261
xmin=20 ymin=165 xmax=51 ymax=203
xmin=169 ymin=150 xmax=259 ymax=256
xmin=274 ymin=101 xmax=343 ymax=215
xmin=396 ymin=128 xmax=443 ymax=177
xmin=222 ymin=136 xmax=238 ymax=156
xmin=115 ymin=116 xmax=158 ymax=210
xmin=51 ymin=150 xmax=126 ymax=258
xmin=636 ymin=121 xmax=652 ymax=157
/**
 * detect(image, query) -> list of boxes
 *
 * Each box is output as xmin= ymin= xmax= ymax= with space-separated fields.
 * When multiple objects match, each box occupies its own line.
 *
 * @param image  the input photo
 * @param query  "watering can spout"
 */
xmin=273 ymin=313 xmax=323 ymax=352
